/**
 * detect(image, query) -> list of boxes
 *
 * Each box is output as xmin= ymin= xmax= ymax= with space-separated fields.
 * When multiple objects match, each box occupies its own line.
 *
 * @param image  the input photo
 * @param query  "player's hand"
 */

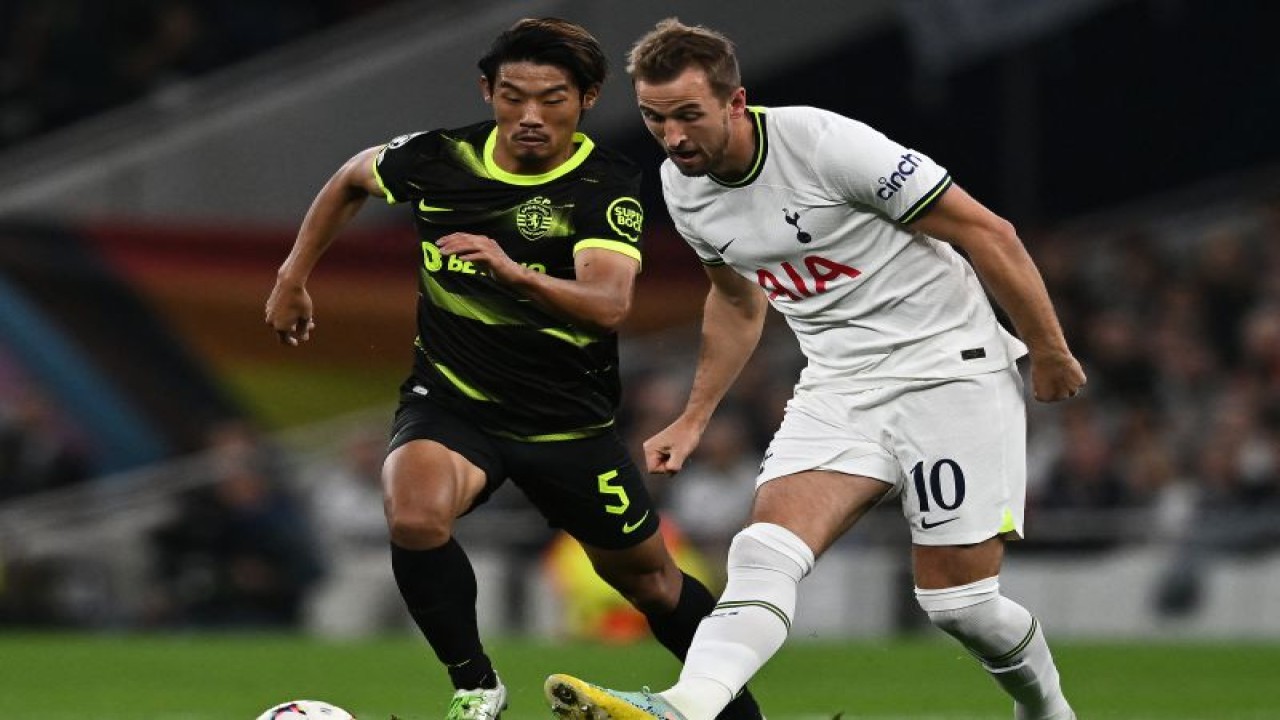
xmin=435 ymin=232 xmax=523 ymax=284
xmin=264 ymin=281 xmax=316 ymax=346
xmin=643 ymin=418 xmax=704 ymax=476
xmin=1029 ymin=350 xmax=1086 ymax=402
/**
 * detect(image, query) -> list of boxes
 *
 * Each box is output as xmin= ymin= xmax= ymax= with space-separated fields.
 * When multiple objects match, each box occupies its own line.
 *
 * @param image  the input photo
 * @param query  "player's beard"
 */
xmin=508 ymin=134 xmax=565 ymax=174
xmin=673 ymin=117 xmax=733 ymax=178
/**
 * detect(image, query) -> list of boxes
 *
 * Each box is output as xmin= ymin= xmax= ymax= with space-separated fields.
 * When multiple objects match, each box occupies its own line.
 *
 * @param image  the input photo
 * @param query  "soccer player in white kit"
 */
xmin=546 ymin=18 xmax=1084 ymax=720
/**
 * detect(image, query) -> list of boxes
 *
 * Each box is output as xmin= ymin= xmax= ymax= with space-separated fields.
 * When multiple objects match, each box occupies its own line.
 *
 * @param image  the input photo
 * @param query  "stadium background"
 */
xmin=1 ymin=1 xmax=1278 ymax=717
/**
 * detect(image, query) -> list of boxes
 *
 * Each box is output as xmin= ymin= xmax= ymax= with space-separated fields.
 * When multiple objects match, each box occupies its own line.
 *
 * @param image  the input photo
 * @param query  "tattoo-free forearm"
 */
xmin=964 ymin=226 xmax=1071 ymax=358
xmin=680 ymin=282 xmax=768 ymax=429
xmin=277 ymin=179 xmax=369 ymax=285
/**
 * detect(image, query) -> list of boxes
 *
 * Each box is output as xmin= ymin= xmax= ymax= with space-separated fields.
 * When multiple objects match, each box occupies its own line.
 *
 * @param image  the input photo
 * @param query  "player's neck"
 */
xmin=710 ymin=114 xmax=758 ymax=182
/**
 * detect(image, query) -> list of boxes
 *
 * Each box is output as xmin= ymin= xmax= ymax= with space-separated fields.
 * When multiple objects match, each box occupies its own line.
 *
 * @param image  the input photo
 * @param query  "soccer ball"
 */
xmin=255 ymin=700 xmax=355 ymax=719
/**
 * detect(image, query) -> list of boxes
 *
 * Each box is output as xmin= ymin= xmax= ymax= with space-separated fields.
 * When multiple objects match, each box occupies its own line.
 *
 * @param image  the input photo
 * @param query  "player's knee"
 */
xmin=915 ymin=576 xmax=1003 ymax=643
xmin=728 ymin=523 xmax=816 ymax=581
xmin=385 ymin=504 xmax=453 ymax=550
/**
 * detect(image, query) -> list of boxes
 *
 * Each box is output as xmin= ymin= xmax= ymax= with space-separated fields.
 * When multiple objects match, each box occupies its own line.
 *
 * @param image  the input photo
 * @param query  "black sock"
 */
xmin=390 ymin=539 xmax=496 ymax=690
xmin=643 ymin=572 xmax=763 ymax=720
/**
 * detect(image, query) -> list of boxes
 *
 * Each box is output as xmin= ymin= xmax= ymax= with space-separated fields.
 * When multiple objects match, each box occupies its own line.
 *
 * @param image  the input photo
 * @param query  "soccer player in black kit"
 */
xmin=264 ymin=18 xmax=763 ymax=720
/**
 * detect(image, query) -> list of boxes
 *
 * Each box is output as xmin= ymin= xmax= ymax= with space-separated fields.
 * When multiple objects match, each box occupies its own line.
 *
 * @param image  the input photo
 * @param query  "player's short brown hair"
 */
xmin=478 ymin=17 xmax=608 ymax=95
xmin=626 ymin=18 xmax=740 ymax=100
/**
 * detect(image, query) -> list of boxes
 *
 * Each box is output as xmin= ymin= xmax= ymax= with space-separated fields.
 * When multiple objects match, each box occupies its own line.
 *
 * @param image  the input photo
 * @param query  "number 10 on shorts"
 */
xmin=910 ymin=459 xmax=966 ymax=513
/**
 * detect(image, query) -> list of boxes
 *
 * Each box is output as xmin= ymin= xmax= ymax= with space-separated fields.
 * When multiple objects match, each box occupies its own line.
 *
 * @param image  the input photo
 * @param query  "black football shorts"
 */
xmin=389 ymin=393 xmax=660 ymax=550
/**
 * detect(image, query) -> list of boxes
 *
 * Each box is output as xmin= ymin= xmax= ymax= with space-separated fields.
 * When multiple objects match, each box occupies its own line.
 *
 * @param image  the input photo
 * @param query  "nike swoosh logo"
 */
xmin=622 ymin=510 xmax=651 ymax=534
xmin=920 ymin=516 xmax=959 ymax=530
xmin=715 ymin=238 xmax=736 ymax=253
xmin=418 ymin=200 xmax=452 ymax=212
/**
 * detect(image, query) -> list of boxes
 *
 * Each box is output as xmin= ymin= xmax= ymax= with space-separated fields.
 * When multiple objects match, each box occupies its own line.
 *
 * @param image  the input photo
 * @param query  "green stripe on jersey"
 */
xmin=483 ymin=128 xmax=595 ymax=185
xmin=710 ymin=107 xmax=768 ymax=188
xmin=574 ymin=238 xmax=642 ymax=264
xmin=372 ymin=150 xmax=398 ymax=204
xmin=420 ymin=270 xmax=600 ymax=347
xmin=898 ymin=174 xmax=953 ymax=225
xmin=432 ymin=362 xmax=493 ymax=401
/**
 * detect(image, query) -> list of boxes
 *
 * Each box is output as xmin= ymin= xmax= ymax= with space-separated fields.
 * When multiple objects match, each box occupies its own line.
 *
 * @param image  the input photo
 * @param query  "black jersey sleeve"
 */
xmin=372 ymin=130 xmax=436 ymax=205
xmin=571 ymin=160 xmax=645 ymax=266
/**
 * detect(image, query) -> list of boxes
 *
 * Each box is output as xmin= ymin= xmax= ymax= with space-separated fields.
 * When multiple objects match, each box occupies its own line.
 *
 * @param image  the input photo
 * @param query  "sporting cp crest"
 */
xmin=516 ymin=196 xmax=554 ymax=241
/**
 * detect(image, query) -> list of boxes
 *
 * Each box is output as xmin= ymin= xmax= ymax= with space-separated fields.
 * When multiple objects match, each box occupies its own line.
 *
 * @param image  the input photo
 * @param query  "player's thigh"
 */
xmin=892 ymin=368 xmax=1027 ymax=548
xmin=758 ymin=388 xmax=903 ymax=493
xmin=753 ymin=470 xmax=892 ymax=557
xmin=507 ymin=430 xmax=661 ymax=551
xmin=756 ymin=389 xmax=900 ymax=556
xmin=385 ymin=396 xmax=505 ymax=520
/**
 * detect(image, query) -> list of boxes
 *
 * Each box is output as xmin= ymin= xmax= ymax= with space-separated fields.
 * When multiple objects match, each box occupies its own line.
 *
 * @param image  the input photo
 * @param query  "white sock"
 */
xmin=661 ymin=523 xmax=815 ymax=720
xmin=916 ymin=577 xmax=1073 ymax=720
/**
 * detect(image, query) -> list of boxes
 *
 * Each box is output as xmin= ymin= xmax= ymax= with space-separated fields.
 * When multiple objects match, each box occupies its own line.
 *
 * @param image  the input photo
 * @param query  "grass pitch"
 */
xmin=0 ymin=633 xmax=1275 ymax=719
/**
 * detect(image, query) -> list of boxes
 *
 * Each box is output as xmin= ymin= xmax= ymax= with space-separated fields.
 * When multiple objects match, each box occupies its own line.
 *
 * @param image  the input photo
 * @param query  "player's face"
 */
xmin=635 ymin=67 xmax=747 ymax=177
xmin=482 ymin=61 xmax=597 ymax=175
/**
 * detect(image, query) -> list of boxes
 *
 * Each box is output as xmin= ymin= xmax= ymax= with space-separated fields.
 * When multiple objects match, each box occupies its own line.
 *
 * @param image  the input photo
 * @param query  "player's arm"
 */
xmin=907 ymin=184 xmax=1086 ymax=402
xmin=644 ymin=265 xmax=768 ymax=475
xmin=435 ymin=235 xmax=639 ymax=332
xmin=265 ymin=146 xmax=385 ymax=346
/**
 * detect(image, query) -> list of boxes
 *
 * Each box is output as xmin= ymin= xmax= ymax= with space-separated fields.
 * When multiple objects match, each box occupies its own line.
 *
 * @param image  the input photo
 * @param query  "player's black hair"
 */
xmin=478 ymin=18 xmax=608 ymax=97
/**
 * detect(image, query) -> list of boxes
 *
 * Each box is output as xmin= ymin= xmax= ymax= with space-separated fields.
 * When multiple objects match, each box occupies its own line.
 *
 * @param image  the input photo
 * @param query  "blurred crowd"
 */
xmin=1025 ymin=200 xmax=1280 ymax=544
xmin=144 ymin=420 xmax=324 ymax=628
xmin=0 ymin=388 xmax=90 ymax=502
xmin=0 ymin=0 xmax=400 ymax=150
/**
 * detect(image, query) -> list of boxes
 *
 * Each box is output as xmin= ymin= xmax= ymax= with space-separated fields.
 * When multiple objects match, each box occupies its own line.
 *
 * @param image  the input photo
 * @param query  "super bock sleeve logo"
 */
xmin=606 ymin=197 xmax=643 ymax=242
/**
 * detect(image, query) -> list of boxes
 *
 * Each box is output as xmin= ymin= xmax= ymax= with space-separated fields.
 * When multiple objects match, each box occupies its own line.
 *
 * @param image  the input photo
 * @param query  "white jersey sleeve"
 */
xmin=812 ymin=114 xmax=953 ymax=225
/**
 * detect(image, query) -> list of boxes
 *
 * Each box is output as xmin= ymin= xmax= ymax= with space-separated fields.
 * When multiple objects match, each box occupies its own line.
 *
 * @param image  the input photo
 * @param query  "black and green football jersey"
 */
xmin=372 ymin=120 xmax=644 ymax=441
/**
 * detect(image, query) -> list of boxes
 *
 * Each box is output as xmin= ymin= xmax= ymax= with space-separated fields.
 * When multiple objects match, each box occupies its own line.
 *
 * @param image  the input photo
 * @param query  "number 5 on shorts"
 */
xmin=597 ymin=469 xmax=630 ymax=515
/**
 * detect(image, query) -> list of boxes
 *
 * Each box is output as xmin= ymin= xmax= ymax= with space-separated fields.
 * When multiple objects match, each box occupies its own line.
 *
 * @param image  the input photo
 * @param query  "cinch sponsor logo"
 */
xmin=756 ymin=255 xmax=861 ymax=301
xmin=875 ymin=153 xmax=924 ymax=200
xmin=420 ymin=241 xmax=546 ymax=275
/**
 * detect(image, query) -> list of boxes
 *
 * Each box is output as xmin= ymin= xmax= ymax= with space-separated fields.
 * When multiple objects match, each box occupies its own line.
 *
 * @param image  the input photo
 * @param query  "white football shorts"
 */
xmin=757 ymin=365 xmax=1027 ymax=546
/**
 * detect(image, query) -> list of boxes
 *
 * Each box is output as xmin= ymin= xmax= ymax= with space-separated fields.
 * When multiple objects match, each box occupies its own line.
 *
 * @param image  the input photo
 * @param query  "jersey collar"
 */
xmin=709 ymin=106 xmax=768 ymax=188
xmin=483 ymin=127 xmax=595 ymax=185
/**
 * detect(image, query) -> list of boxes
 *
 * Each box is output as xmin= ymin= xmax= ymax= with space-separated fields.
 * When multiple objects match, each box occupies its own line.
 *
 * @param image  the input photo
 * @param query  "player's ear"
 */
xmin=727 ymin=86 xmax=747 ymax=118
xmin=581 ymin=84 xmax=600 ymax=110
xmin=479 ymin=75 xmax=492 ymax=104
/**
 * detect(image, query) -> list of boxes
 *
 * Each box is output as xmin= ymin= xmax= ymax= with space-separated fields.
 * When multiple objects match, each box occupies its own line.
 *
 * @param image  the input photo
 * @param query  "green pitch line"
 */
xmin=0 ymin=634 xmax=1275 ymax=719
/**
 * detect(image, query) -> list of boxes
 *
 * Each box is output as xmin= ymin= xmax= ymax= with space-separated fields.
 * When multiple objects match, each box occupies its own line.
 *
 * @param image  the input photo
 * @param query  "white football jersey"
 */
xmin=662 ymin=105 xmax=1027 ymax=392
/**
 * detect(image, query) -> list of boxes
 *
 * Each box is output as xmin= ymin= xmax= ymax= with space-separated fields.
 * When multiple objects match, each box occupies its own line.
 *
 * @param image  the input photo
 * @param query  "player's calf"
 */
xmin=916 ymin=576 xmax=1074 ymax=720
